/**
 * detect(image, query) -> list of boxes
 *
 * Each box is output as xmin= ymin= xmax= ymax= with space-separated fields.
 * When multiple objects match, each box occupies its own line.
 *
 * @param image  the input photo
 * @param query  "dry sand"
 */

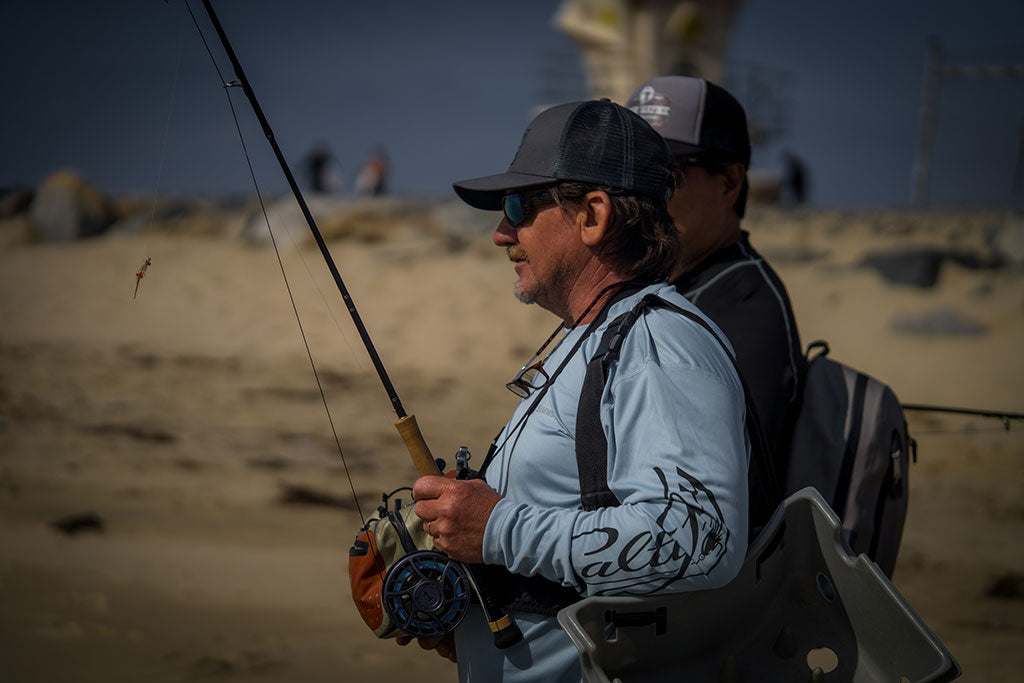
xmin=0 ymin=203 xmax=1022 ymax=681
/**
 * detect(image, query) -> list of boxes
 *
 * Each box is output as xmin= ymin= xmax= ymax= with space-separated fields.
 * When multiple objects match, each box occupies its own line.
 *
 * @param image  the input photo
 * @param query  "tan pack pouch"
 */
xmin=348 ymin=494 xmax=433 ymax=638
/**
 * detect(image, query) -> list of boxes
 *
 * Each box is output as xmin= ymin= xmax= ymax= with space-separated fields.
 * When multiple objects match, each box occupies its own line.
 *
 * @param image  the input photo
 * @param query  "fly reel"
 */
xmin=382 ymin=550 xmax=471 ymax=638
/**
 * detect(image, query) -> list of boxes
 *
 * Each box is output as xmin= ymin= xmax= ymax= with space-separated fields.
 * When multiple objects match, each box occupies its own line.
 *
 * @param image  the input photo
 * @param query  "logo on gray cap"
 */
xmin=629 ymin=86 xmax=671 ymax=127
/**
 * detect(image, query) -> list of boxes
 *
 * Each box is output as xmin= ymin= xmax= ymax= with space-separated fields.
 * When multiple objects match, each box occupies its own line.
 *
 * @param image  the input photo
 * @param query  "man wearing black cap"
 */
xmin=627 ymin=76 xmax=805 ymax=474
xmin=408 ymin=100 xmax=753 ymax=681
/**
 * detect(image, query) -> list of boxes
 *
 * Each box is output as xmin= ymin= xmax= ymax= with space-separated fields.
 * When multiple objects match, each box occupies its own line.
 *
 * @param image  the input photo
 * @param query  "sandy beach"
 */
xmin=1 ymin=200 xmax=1022 ymax=681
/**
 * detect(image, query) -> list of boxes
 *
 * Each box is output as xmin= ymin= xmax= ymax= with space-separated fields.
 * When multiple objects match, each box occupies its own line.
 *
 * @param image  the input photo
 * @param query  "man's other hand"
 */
xmin=396 ymin=633 xmax=457 ymax=663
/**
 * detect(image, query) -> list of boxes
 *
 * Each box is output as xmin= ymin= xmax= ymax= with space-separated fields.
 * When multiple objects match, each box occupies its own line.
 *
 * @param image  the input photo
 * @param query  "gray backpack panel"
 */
xmin=785 ymin=343 xmax=911 ymax=577
xmin=556 ymin=488 xmax=959 ymax=683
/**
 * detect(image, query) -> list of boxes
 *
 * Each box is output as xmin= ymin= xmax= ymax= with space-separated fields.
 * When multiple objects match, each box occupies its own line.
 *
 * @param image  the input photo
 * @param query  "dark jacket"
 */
xmin=673 ymin=231 xmax=805 ymax=481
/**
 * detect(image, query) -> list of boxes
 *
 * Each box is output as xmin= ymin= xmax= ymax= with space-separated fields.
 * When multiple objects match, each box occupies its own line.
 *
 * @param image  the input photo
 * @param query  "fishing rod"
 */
xmin=903 ymin=404 xmax=1024 ymax=430
xmin=193 ymin=0 xmax=522 ymax=649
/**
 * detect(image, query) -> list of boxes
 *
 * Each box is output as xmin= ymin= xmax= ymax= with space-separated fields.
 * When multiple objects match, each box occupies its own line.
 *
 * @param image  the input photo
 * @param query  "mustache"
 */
xmin=507 ymin=246 xmax=528 ymax=262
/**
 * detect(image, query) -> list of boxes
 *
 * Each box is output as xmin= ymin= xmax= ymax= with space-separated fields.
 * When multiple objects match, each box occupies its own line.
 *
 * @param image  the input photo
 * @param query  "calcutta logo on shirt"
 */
xmin=628 ymin=86 xmax=671 ymax=126
xmin=570 ymin=464 xmax=730 ymax=596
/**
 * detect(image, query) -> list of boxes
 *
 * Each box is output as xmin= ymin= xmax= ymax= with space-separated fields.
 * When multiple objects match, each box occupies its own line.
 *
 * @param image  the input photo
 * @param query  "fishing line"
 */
xmin=273 ymin=206 xmax=368 ymax=374
xmin=179 ymin=2 xmax=524 ymax=647
xmin=183 ymin=0 xmax=369 ymax=526
xmin=134 ymin=22 xmax=185 ymax=301
xmin=147 ymin=27 xmax=183 ymax=234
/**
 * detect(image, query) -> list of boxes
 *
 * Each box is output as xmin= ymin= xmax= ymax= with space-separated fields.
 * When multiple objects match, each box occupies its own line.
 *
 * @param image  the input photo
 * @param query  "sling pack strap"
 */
xmin=477 ymin=281 xmax=648 ymax=480
xmin=574 ymin=294 xmax=781 ymax=539
xmin=470 ymin=283 xmax=648 ymax=615
xmin=574 ymin=303 xmax=647 ymax=509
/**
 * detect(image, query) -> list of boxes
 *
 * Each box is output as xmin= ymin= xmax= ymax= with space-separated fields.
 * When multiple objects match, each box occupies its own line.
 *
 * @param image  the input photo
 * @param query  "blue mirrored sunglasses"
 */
xmin=502 ymin=189 xmax=554 ymax=227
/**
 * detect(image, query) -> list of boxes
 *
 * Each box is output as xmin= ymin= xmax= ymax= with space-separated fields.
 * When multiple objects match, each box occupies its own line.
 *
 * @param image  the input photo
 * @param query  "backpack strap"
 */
xmin=574 ymin=294 xmax=781 ymax=538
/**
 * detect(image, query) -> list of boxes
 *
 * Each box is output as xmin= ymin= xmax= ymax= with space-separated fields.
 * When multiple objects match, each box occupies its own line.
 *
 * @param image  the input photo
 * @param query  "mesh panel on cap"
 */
xmin=554 ymin=102 xmax=632 ymax=190
xmin=551 ymin=101 xmax=671 ymax=201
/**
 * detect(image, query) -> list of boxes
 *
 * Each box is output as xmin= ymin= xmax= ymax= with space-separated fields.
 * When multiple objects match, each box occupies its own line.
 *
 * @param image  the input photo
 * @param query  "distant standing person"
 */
xmin=355 ymin=146 xmax=390 ymax=196
xmin=782 ymin=150 xmax=808 ymax=205
xmin=304 ymin=142 xmax=341 ymax=194
xmin=627 ymin=76 xmax=805 ymax=475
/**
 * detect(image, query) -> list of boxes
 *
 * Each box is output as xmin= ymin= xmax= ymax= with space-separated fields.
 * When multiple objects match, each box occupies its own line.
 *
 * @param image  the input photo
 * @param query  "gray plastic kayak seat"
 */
xmin=557 ymin=487 xmax=960 ymax=683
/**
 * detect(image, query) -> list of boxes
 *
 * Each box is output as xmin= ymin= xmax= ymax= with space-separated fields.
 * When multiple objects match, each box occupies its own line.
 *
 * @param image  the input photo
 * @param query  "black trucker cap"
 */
xmin=453 ymin=99 xmax=673 ymax=211
xmin=626 ymin=76 xmax=750 ymax=167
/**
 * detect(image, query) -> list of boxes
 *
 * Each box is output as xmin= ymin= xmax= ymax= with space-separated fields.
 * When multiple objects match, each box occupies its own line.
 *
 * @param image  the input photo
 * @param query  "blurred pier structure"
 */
xmin=912 ymin=36 xmax=1024 ymax=207
xmin=551 ymin=0 xmax=743 ymax=104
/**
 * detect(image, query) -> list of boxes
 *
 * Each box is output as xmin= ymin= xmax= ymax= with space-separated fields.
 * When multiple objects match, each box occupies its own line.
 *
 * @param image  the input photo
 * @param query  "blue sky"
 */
xmin=2 ymin=0 xmax=1023 ymax=207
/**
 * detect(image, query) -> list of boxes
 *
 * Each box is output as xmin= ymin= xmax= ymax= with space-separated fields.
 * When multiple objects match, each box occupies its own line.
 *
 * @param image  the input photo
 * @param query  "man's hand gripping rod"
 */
xmin=198 ymin=0 xmax=522 ymax=649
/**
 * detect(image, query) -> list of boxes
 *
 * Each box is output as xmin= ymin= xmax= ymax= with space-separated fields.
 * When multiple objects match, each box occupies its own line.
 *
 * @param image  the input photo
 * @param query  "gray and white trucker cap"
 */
xmin=626 ymin=76 xmax=751 ymax=167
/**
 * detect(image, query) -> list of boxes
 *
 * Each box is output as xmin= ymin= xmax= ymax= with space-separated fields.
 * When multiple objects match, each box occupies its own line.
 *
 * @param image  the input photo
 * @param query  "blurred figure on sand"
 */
xmin=782 ymin=150 xmax=808 ymax=205
xmin=304 ymin=142 xmax=342 ymax=194
xmin=354 ymin=146 xmax=390 ymax=196
xmin=627 ymin=75 xmax=805 ymax=472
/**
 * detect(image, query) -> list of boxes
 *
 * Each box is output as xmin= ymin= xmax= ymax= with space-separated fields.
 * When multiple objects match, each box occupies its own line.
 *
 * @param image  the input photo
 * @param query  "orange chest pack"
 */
xmin=348 ymin=488 xmax=472 ymax=639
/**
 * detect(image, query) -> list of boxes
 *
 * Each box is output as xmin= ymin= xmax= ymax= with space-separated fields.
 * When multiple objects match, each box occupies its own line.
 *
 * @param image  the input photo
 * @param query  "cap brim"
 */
xmin=452 ymin=172 xmax=558 ymax=211
xmin=665 ymin=139 xmax=707 ymax=159
xmin=666 ymin=139 xmax=746 ymax=166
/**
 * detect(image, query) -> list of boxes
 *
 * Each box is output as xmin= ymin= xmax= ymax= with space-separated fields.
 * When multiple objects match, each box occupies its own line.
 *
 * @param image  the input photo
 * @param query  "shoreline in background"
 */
xmin=1 ymin=196 xmax=1022 ymax=680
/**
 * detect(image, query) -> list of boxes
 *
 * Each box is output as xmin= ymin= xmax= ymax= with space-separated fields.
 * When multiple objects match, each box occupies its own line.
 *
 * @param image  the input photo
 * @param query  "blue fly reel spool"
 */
xmin=382 ymin=550 xmax=471 ymax=638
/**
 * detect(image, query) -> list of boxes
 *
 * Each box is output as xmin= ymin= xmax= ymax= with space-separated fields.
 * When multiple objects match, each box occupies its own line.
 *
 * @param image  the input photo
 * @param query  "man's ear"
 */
xmin=578 ymin=190 xmax=611 ymax=247
xmin=722 ymin=162 xmax=746 ymax=204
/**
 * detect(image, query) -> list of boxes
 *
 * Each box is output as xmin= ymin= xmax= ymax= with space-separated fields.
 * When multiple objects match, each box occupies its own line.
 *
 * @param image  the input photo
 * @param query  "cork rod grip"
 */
xmin=394 ymin=415 xmax=441 ymax=477
xmin=395 ymin=415 xmax=523 ymax=648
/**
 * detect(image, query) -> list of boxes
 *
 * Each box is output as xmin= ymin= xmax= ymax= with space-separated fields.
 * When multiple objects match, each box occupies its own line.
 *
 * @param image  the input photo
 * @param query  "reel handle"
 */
xmin=464 ymin=565 xmax=524 ymax=649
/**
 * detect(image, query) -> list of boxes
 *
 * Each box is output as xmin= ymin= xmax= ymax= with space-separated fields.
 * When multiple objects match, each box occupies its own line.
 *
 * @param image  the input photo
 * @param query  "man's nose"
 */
xmin=493 ymin=217 xmax=517 ymax=247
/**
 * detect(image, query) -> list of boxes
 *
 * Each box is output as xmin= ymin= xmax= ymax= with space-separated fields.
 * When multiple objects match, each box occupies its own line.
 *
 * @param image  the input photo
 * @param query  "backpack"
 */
xmin=784 ymin=341 xmax=915 ymax=578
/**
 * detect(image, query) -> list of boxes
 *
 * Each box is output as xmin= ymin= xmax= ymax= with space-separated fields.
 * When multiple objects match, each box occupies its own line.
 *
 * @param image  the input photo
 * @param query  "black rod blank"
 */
xmin=199 ymin=0 xmax=407 ymax=419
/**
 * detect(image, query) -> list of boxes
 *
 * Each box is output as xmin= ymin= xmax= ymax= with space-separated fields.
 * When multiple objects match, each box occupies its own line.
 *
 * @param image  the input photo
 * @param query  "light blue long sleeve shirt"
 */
xmin=455 ymin=283 xmax=749 ymax=683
